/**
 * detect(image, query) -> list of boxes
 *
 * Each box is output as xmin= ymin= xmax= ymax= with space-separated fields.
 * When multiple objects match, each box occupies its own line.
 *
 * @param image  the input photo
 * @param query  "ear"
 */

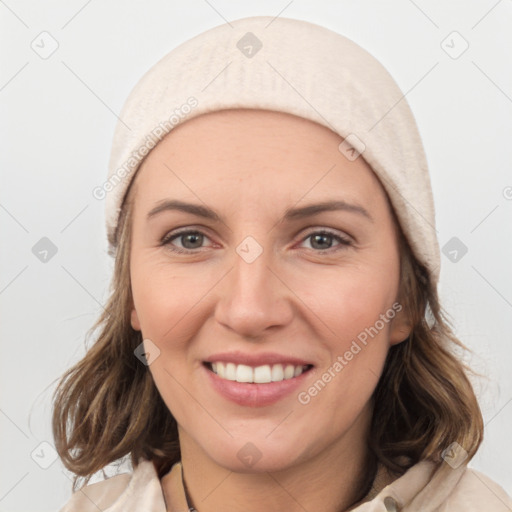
xmin=388 ymin=305 xmax=412 ymax=346
xmin=131 ymin=302 xmax=141 ymax=331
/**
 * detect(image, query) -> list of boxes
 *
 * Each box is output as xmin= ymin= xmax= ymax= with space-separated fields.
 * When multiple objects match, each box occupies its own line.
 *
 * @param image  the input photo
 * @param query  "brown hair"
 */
xmin=52 ymin=179 xmax=483 ymax=491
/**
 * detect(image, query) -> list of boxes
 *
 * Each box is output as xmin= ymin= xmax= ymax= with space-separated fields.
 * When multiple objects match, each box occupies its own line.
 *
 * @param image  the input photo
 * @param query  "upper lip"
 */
xmin=205 ymin=351 xmax=314 ymax=367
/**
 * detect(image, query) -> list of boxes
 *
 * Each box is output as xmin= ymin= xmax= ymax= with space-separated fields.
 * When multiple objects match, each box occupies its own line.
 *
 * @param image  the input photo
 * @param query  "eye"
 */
xmin=161 ymin=230 xmax=213 ymax=252
xmin=160 ymin=228 xmax=352 ymax=254
xmin=299 ymin=230 xmax=352 ymax=251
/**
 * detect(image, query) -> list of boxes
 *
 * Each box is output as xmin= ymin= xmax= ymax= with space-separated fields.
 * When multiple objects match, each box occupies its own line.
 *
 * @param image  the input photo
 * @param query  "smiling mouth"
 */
xmin=205 ymin=362 xmax=313 ymax=384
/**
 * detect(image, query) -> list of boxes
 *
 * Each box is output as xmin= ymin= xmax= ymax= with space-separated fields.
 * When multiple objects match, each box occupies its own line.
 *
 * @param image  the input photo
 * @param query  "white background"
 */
xmin=1 ymin=1 xmax=511 ymax=510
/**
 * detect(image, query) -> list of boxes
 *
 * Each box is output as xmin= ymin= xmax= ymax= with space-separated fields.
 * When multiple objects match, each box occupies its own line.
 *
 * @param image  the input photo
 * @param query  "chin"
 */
xmin=196 ymin=434 xmax=312 ymax=474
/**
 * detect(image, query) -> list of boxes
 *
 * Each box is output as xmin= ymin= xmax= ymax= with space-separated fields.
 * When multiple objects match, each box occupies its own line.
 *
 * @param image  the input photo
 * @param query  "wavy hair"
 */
xmin=52 ymin=178 xmax=483 ymax=491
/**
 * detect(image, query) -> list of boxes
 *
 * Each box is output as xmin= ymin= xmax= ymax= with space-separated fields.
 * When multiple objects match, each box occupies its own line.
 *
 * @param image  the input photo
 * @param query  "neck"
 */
xmin=173 ymin=407 xmax=375 ymax=512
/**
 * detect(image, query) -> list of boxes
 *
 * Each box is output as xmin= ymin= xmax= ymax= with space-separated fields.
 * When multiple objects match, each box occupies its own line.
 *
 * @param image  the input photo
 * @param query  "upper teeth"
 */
xmin=210 ymin=362 xmax=307 ymax=383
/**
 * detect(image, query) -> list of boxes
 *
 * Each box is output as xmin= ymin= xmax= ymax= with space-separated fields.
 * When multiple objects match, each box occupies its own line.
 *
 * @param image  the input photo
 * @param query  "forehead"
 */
xmin=131 ymin=109 xmax=388 ymax=215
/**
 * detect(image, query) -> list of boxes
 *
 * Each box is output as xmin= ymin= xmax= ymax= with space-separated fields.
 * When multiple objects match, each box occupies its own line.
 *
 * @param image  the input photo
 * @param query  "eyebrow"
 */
xmin=147 ymin=199 xmax=373 ymax=223
xmin=283 ymin=200 xmax=373 ymax=223
xmin=147 ymin=200 xmax=222 ymax=222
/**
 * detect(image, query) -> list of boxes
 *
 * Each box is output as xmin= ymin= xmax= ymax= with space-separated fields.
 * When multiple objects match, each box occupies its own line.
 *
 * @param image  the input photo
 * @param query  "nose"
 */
xmin=214 ymin=245 xmax=294 ymax=340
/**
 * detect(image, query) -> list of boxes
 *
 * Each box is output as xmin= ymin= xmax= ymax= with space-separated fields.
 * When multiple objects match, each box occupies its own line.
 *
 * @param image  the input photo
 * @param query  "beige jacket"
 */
xmin=59 ymin=459 xmax=512 ymax=512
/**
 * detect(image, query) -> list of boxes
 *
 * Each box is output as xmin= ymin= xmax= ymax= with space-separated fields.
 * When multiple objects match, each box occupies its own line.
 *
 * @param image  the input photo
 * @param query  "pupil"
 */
xmin=311 ymin=234 xmax=332 ymax=250
xmin=183 ymin=233 xmax=203 ymax=248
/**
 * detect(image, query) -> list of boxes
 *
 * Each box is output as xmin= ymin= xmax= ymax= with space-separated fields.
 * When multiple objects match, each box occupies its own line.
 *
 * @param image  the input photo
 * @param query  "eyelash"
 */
xmin=160 ymin=228 xmax=353 ymax=254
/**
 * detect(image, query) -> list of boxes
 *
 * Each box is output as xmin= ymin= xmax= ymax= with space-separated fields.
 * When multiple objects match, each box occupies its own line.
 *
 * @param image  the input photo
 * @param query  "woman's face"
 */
xmin=129 ymin=109 xmax=410 ymax=472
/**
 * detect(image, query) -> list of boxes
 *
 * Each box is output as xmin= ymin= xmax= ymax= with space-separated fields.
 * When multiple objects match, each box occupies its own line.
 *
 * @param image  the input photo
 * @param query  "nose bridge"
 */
xmin=233 ymin=244 xmax=272 ymax=300
xmin=214 ymin=238 xmax=292 ymax=337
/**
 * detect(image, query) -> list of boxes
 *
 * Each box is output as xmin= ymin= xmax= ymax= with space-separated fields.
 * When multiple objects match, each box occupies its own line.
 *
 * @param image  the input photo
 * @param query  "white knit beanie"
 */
xmin=104 ymin=15 xmax=440 ymax=288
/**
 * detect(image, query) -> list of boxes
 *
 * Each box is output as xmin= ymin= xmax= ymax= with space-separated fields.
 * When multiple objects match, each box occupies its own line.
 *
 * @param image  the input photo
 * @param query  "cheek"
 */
xmin=130 ymin=257 xmax=216 ymax=345
xmin=293 ymin=274 xmax=394 ymax=433
xmin=130 ymin=262 xmax=211 ymax=413
xmin=298 ymin=260 xmax=400 ymax=341
xmin=293 ymin=258 xmax=399 ymax=400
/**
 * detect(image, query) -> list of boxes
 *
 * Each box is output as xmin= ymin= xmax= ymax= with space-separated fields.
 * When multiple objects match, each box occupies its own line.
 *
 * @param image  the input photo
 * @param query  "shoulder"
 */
xmin=58 ymin=473 xmax=132 ymax=512
xmin=58 ymin=460 xmax=163 ymax=512
xmin=440 ymin=467 xmax=512 ymax=511
xmin=366 ymin=461 xmax=512 ymax=512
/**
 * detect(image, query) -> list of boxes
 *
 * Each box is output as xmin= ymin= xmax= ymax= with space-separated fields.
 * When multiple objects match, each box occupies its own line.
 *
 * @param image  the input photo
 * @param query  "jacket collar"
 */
xmin=102 ymin=458 xmax=466 ymax=512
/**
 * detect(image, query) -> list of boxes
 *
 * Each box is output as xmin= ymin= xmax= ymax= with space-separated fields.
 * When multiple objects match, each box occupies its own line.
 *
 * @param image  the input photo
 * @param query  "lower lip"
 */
xmin=204 ymin=365 xmax=312 ymax=407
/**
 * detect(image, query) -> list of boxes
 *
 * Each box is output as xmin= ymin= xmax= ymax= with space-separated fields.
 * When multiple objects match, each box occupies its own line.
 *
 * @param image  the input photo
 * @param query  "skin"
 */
xmin=129 ymin=109 xmax=411 ymax=512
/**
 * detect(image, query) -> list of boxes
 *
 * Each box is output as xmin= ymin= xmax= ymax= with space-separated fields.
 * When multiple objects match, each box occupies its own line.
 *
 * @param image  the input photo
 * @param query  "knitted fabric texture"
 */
xmin=104 ymin=15 xmax=440 ymax=287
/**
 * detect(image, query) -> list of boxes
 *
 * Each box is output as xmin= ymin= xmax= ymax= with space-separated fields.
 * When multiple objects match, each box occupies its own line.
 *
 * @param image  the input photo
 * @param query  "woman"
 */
xmin=53 ymin=15 xmax=511 ymax=511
